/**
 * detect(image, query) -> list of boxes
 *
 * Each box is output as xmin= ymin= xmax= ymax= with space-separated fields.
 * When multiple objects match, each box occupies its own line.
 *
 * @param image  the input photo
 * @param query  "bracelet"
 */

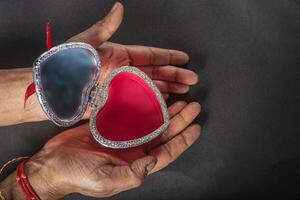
xmin=16 ymin=159 xmax=41 ymax=200
xmin=0 ymin=156 xmax=31 ymax=200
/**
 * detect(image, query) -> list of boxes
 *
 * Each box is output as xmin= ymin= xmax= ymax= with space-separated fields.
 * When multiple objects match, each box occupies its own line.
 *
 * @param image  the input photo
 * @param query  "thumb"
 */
xmin=98 ymin=156 xmax=157 ymax=194
xmin=131 ymin=156 xmax=157 ymax=178
xmin=67 ymin=2 xmax=124 ymax=47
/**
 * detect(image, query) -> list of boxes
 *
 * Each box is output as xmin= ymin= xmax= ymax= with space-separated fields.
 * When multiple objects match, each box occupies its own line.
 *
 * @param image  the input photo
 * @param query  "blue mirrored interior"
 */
xmin=40 ymin=48 xmax=98 ymax=120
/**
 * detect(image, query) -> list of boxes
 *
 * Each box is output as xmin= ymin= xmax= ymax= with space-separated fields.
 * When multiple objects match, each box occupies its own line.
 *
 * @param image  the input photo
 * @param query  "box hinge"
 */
xmin=88 ymin=83 xmax=103 ymax=109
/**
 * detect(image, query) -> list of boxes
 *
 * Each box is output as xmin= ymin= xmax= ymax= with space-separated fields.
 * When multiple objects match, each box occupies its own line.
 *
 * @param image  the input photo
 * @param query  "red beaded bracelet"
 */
xmin=16 ymin=159 xmax=41 ymax=200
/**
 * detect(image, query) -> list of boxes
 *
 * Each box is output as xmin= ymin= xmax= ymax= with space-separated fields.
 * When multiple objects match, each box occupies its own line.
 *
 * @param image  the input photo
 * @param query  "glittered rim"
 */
xmin=33 ymin=42 xmax=101 ymax=127
xmin=90 ymin=66 xmax=170 ymax=149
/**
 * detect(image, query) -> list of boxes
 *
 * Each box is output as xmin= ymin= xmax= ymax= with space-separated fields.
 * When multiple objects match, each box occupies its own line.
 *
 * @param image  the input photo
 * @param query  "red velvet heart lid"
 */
xmin=90 ymin=67 xmax=169 ymax=148
xmin=96 ymin=72 xmax=164 ymax=141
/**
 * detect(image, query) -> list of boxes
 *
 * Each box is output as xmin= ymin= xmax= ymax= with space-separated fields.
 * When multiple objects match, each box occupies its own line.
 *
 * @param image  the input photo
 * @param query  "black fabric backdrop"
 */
xmin=0 ymin=0 xmax=299 ymax=199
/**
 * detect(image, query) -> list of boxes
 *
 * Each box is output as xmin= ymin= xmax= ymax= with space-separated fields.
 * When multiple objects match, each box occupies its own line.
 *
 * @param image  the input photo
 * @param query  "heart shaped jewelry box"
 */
xmin=32 ymin=42 xmax=169 ymax=148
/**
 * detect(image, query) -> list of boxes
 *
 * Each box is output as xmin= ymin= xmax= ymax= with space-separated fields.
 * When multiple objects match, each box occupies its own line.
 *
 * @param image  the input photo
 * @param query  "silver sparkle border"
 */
xmin=89 ymin=66 xmax=170 ymax=149
xmin=33 ymin=42 xmax=101 ymax=127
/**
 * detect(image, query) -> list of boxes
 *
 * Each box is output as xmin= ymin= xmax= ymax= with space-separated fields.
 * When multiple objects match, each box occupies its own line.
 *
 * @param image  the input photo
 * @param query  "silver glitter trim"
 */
xmin=33 ymin=42 xmax=101 ymax=127
xmin=89 ymin=66 xmax=170 ymax=149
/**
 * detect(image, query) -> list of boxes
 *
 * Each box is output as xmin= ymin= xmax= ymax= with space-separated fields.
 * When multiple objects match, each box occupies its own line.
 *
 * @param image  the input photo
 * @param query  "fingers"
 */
xmin=168 ymin=101 xmax=187 ymax=118
xmin=67 ymin=2 xmax=124 ymax=47
xmin=102 ymin=156 xmax=157 ymax=195
xmin=130 ymin=156 xmax=157 ymax=178
xmin=139 ymin=65 xmax=199 ymax=85
xmin=154 ymin=80 xmax=190 ymax=94
xmin=148 ymin=124 xmax=201 ymax=174
xmin=161 ymin=102 xmax=201 ymax=144
xmin=145 ymin=101 xmax=198 ymax=151
xmin=123 ymin=45 xmax=189 ymax=66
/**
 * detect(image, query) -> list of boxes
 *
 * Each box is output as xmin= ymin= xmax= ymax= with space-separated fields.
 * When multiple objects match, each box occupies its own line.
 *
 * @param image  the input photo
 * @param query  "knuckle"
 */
xmin=152 ymin=66 xmax=159 ymax=80
xmin=180 ymin=133 xmax=190 ymax=147
xmin=161 ymin=130 xmax=171 ymax=141
xmin=162 ymin=143 xmax=174 ymax=161
xmin=95 ymin=20 xmax=104 ymax=28
xmin=149 ymin=47 xmax=156 ymax=64
xmin=93 ymin=21 xmax=112 ymax=38
xmin=92 ymin=21 xmax=103 ymax=33
xmin=167 ymin=49 xmax=172 ymax=64
xmin=178 ymin=112 xmax=189 ymax=125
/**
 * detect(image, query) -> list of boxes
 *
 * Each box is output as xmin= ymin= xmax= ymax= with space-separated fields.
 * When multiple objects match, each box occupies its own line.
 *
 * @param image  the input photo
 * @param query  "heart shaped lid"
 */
xmin=89 ymin=66 xmax=170 ymax=148
xmin=33 ymin=42 xmax=101 ymax=126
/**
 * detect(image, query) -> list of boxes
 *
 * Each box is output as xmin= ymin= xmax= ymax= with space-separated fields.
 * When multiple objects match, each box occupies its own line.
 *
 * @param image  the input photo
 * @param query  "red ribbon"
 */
xmin=24 ymin=22 xmax=54 ymax=106
xmin=46 ymin=21 xmax=54 ymax=50
xmin=24 ymin=83 xmax=36 ymax=107
xmin=16 ymin=158 xmax=41 ymax=200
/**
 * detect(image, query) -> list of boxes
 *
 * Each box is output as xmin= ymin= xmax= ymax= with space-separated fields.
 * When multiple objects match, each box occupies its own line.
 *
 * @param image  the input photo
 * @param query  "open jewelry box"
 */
xmin=33 ymin=42 xmax=169 ymax=148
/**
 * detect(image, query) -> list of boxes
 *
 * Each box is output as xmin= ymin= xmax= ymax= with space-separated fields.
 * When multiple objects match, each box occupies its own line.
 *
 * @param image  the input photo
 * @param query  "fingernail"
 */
xmin=191 ymin=102 xmax=201 ymax=108
xmin=111 ymin=2 xmax=120 ymax=12
xmin=145 ymin=159 xmax=157 ymax=176
xmin=189 ymin=71 xmax=199 ymax=84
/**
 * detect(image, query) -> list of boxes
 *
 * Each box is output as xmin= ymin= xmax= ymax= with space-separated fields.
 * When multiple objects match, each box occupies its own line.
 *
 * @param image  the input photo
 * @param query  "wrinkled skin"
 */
xmin=27 ymin=100 xmax=201 ymax=199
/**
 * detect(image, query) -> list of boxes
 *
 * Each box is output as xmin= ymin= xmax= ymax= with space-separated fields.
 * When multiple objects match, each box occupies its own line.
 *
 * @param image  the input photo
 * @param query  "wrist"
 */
xmin=25 ymin=156 xmax=68 ymax=200
xmin=22 ymin=98 xmax=47 ymax=123
xmin=18 ymin=68 xmax=47 ymax=123
xmin=0 ymin=68 xmax=46 ymax=126
xmin=0 ymin=156 xmax=67 ymax=200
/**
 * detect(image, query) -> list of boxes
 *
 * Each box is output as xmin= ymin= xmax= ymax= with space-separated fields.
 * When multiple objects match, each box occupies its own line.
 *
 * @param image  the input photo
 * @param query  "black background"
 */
xmin=0 ymin=0 xmax=299 ymax=199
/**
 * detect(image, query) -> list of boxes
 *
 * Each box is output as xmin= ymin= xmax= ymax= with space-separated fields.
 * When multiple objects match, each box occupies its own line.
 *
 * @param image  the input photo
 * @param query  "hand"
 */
xmin=66 ymin=2 xmax=198 ymax=118
xmin=0 ymin=2 xmax=198 ymax=126
xmin=21 ymin=101 xmax=201 ymax=199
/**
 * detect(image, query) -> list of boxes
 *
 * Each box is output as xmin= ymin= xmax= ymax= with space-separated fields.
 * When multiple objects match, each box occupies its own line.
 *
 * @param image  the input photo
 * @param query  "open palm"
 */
xmin=67 ymin=3 xmax=198 ymax=100
xmin=28 ymin=101 xmax=201 ymax=198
